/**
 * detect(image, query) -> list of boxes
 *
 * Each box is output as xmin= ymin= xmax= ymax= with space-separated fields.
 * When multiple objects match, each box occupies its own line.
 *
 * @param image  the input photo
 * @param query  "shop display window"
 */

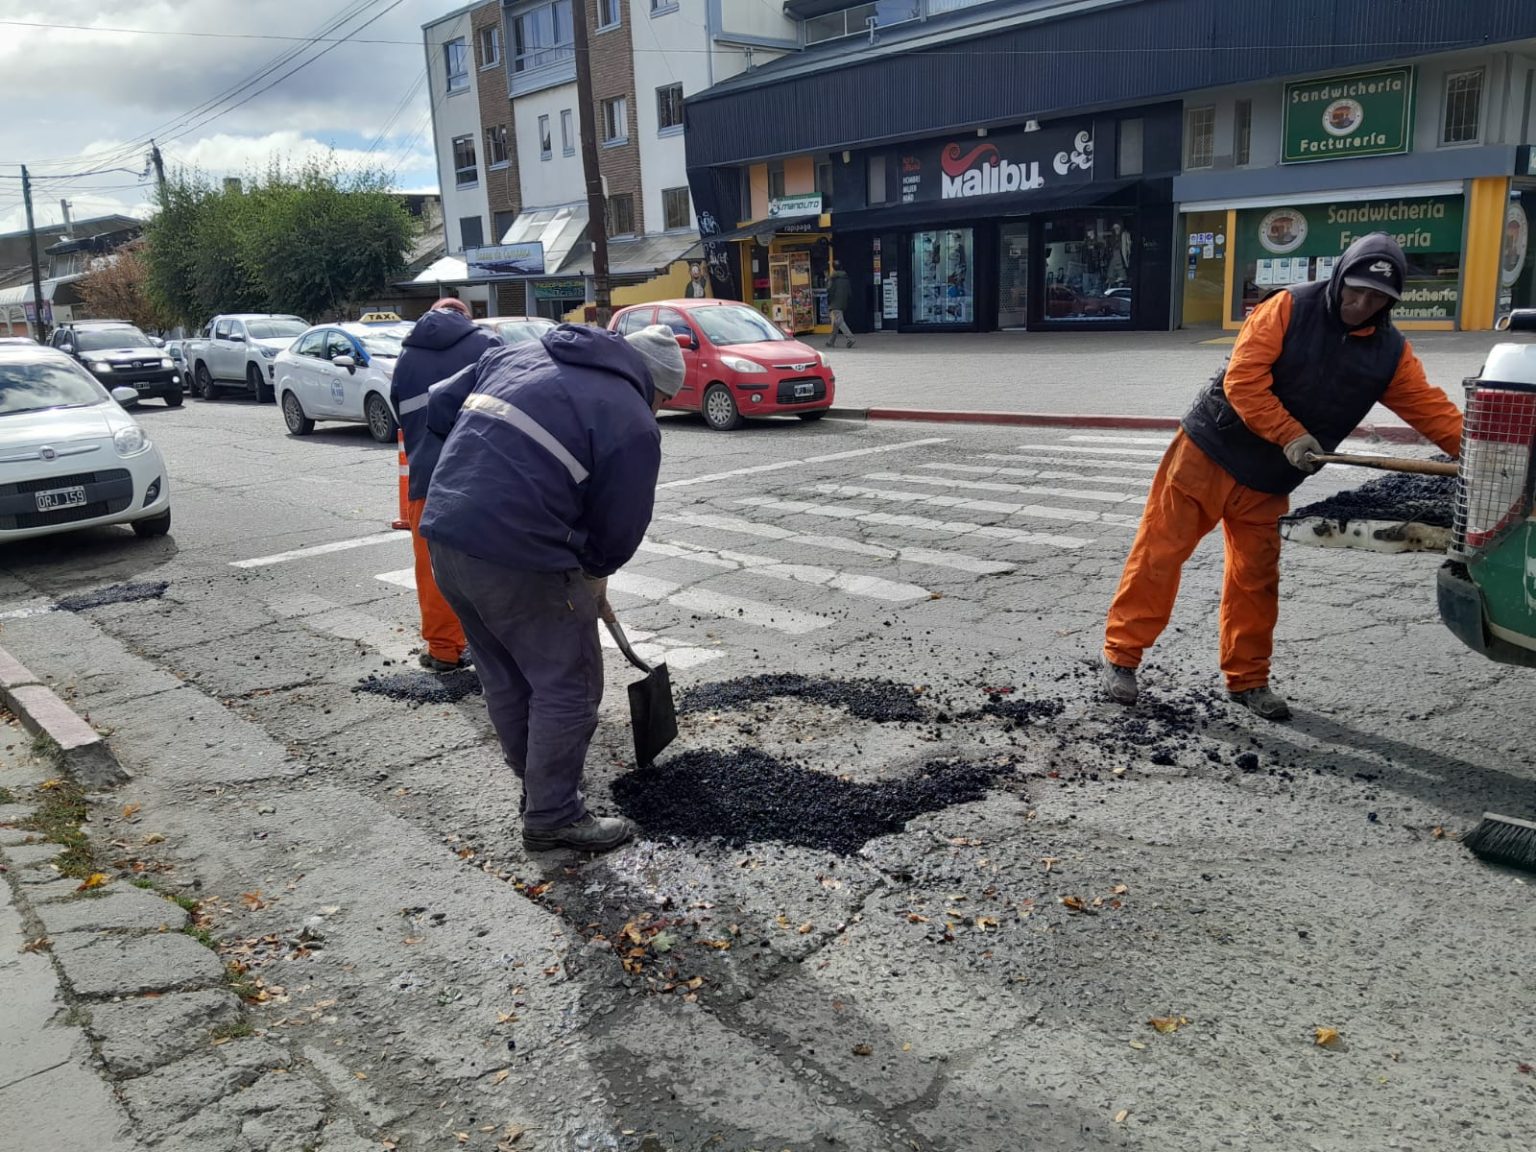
xmin=912 ymin=229 xmax=973 ymax=325
xmin=1042 ymin=214 xmax=1134 ymax=322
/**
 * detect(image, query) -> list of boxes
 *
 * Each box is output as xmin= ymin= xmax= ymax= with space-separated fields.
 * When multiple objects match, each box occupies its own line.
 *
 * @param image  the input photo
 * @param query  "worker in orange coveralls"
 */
xmin=389 ymin=297 xmax=499 ymax=672
xmin=1100 ymin=232 xmax=1464 ymax=721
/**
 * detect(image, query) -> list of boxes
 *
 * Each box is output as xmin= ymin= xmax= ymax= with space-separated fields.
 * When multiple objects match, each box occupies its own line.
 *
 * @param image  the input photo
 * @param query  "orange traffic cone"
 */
xmin=392 ymin=430 xmax=409 ymax=530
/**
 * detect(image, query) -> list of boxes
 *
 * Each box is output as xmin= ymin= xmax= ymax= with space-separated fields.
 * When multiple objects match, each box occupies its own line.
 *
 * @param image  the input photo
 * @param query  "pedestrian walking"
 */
xmin=825 ymin=260 xmax=854 ymax=348
xmin=420 ymin=324 xmax=686 ymax=853
xmin=1099 ymin=233 xmax=1463 ymax=720
xmin=389 ymin=298 xmax=499 ymax=673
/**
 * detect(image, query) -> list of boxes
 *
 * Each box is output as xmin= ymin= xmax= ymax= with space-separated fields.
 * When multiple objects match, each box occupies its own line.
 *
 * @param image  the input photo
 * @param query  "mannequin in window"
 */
xmin=685 ymin=263 xmax=709 ymax=298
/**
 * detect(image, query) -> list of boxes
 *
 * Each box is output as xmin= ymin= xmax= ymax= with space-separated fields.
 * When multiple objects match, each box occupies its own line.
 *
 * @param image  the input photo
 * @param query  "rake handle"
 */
xmin=1307 ymin=452 xmax=1459 ymax=477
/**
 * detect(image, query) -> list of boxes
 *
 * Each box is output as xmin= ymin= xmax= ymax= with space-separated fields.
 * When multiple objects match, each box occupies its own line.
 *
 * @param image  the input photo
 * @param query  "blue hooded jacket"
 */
xmin=389 ymin=310 xmax=499 ymax=500
xmin=419 ymin=325 xmax=662 ymax=578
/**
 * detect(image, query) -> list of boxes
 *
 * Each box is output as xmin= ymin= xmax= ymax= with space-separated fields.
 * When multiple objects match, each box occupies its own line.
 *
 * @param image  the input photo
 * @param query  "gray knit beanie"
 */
xmin=625 ymin=324 xmax=686 ymax=397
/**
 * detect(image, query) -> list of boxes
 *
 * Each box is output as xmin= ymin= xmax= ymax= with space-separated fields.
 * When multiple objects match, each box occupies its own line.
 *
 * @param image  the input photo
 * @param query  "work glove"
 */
xmin=1283 ymin=433 xmax=1323 ymax=473
xmin=582 ymin=574 xmax=608 ymax=602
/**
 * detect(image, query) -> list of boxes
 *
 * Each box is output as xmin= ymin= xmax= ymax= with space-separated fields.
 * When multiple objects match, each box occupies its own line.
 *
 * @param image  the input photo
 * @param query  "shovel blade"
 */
xmin=626 ymin=661 xmax=677 ymax=767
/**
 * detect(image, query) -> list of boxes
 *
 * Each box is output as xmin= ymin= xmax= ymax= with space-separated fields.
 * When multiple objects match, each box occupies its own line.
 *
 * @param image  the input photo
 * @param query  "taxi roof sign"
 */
xmin=357 ymin=311 xmax=402 ymax=323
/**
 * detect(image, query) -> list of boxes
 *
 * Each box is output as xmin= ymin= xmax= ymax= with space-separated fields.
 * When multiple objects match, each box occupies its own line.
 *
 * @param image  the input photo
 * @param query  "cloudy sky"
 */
xmin=0 ymin=0 xmax=441 ymax=235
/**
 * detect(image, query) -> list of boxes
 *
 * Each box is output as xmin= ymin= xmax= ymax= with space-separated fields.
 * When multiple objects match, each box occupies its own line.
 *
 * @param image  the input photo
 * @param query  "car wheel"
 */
xmin=131 ymin=510 xmax=171 ymax=538
xmin=282 ymin=391 xmax=314 ymax=436
xmin=164 ymin=389 xmax=183 ymax=408
xmin=702 ymin=384 xmax=742 ymax=431
xmin=194 ymin=363 xmax=216 ymax=400
xmin=249 ymin=364 xmax=274 ymax=404
xmin=797 ymin=411 xmax=825 ymax=422
xmin=364 ymin=393 xmax=399 ymax=444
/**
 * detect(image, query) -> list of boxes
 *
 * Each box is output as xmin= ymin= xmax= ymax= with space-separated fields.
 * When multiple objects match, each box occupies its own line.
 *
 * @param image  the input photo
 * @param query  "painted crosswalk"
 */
xmin=636 ymin=539 xmax=931 ymax=602
xmin=810 ymin=483 xmax=1141 ymax=527
xmin=734 ymin=495 xmax=1095 ymax=549
xmin=860 ymin=471 xmax=1138 ymax=504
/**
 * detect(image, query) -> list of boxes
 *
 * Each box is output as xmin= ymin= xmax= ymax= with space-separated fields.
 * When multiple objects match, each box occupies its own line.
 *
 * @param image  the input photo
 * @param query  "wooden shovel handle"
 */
xmin=1308 ymin=452 xmax=1458 ymax=477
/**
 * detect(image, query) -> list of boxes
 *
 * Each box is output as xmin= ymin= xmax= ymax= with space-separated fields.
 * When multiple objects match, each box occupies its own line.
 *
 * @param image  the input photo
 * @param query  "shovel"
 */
xmin=599 ymin=598 xmax=678 ymax=768
xmin=1306 ymin=451 xmax=1458 ymax=477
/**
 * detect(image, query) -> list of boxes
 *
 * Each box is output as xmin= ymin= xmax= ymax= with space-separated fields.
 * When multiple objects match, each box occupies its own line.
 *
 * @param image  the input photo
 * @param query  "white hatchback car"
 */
xmin=0 ymin=344 xmax=171 ymax=541
xmin=274 ymin=322 xmax=411 ymax=443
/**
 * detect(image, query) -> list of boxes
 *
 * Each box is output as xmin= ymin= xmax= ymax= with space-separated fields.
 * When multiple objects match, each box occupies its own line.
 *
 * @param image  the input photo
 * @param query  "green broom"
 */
xmin=1463 ymin=813 xmax=1536 ymax=873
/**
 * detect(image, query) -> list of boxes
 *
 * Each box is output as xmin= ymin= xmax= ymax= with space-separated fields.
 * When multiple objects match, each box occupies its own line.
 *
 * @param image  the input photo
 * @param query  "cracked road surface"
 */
xmin=2 ymin=395 xmax=1533 ymax=1151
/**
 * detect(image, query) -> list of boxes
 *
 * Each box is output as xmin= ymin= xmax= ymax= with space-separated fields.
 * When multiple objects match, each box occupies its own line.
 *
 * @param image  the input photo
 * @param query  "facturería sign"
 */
xmin=889 ymin=123 xmax=1094 ymax=204
xmin=465 ymin=242 xmax=545 ymax=279
xmin=1282 ymin=67 xmax=1415 ymax=164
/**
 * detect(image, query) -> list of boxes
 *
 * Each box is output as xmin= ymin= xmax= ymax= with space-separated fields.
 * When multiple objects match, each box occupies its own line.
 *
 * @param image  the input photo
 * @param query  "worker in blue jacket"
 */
xmin=420 ymin=324 xmax=685 ymax=853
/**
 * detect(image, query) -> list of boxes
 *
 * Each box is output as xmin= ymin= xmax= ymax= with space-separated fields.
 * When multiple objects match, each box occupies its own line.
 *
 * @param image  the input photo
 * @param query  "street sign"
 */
xmin=1282 ymin=67 xmax=1415 ymax=164
xmin=465 ymin=242 xmax=546 ymax=279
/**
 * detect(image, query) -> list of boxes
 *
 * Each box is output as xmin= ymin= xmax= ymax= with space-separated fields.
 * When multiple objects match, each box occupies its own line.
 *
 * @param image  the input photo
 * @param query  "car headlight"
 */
xmin=721 ymin=355 xmax=767 ymax=374
xmin=160 ymin=357 xmax=174 ymax=368
xmin=817 ymin=351 xmax=830 ymax=367
xmin=258 ymin=346 xmax=278 ymax=357
xmin=113 ymin=426 xmax=149 ymax=457
xmin=91 ymin=360 xmax=113 ymax=373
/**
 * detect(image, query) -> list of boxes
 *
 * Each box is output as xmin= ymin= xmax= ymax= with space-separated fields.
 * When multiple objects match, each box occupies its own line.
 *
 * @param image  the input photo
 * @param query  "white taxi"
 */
xmin=0 ymin=344 xmax=171 ymax=541
xmin=273 ymin=322 xmax=411 ymax=443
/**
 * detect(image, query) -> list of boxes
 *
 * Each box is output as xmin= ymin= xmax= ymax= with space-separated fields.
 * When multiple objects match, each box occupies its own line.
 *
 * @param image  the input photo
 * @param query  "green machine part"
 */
xmin=1469 ymin=521 xmax=1536 ymax=655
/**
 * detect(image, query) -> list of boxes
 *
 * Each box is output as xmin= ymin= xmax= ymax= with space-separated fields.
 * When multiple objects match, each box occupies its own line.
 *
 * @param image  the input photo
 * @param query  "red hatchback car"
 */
xmin=608 ymin=299 xmax=835 ymax=430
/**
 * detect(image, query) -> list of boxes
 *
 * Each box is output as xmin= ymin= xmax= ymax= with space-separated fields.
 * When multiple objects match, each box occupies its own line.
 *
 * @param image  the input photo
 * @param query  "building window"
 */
xmin=650 ymin=0 xmax=679 ymax=13
xmin=912 ymin=229 xmax=974 ymax=325
xmin=513 ymin=0 xmax=573 ymax=73
xmin=1233 ymin=100 xmax=1252 ymax=166
xmin=444 ymin=38 xmax=469 ymax=93
xmin=1117 ymin=118 xmax=1144 ymax=177
xmin=1043 ymin=215 xmax=1135 ymax=322
xmin=493 ymin=210 xmax=517 ymax=243
xmin=597 ymin=0 xmax=620 ymax=29
xmin=662 ymin=186 xmax=690 ymax=230
xmin=657 ymin=83 xmax=685 ymax=133
xmin=538 ymin=114 xmax=552 ymax=160
xmin=1185 ymin=106 xmax=1215 ymax=169
xmin=767 ymin=160 xmax=786 ymax=201
xmin=815 ymin=160 xmax=834 ymax=198
xmin=477 ymin=24 xmax=501 ymax=68
xmin=452 ymin=135 xmax=477 ymax=186
xmin=560 ymin=109 xmax=574 ymax=155
xmin=607 ymin=193 xmax=635 ymax=237
xmin=486 ymin=125 xmax=509 ymax=168
xmin=866 ymin=154 xmax=887 ymax=204
xmin=805 ymin=3 xmax=919 ymax=44
xmin=1443 ymin=69 xmax=1485 ymax=145
xmin=602 ymin=96 xmax=628 ymax=144
xmin=460 ymin=216 xmax=484 ymax=250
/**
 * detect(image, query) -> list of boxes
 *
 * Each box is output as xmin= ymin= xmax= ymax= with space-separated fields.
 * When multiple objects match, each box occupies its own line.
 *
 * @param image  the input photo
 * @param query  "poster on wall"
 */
xmin=1282 ymin=67 xmax=1415 ymax=164
xmin=882 ymin=276 xmax=899 ymax=319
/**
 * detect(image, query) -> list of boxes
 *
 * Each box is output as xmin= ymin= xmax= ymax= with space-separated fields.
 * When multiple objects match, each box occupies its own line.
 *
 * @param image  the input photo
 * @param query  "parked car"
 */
xmin=184 ymin=314 xmax=309 ymax=403
xmin=164 ymin=338 xmax=192 ymax=379
xmin=273 ymin=322 xmax=408 ymax=443
xmin=475 ymin=315 xmax=557 ymax=345
xmin=1045 ymin=286 xmax=1131 ymax=320
xmin=0 ymin=344 xmax=171 ymax=540
xmin=49 ymin=320 xmax=183 ymax=406
xmin=607 ymin=300 xmax=835 ymax=430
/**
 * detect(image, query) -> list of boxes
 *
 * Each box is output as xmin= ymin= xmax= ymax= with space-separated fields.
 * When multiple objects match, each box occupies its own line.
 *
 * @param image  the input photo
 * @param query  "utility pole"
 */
xmin=21 ymin=165 xmax=47 ymax=344
xmin=59 ymin=199 xmax=74 ymax=239
xmin=571 ymin=1 xmax=610 ymax=326
xmin=149 ymin=139 xmax=168 ymax=204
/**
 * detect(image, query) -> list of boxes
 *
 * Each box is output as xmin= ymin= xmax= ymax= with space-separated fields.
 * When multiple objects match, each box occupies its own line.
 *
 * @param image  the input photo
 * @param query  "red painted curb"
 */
xmin=831 ymin=406 xmax=1432 ymax=445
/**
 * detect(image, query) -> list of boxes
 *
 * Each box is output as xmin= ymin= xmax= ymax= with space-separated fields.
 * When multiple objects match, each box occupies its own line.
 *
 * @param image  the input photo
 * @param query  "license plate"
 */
xmin=35 ymin=485 xmax=88 ymax=512
xmin=794 ymin=383 xmax=814 ymax=398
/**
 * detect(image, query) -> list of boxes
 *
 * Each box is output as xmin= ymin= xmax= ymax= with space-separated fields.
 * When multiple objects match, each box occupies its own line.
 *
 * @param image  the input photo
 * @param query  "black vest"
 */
xmin=1181 ymin=281 xmax=1404 ymax=494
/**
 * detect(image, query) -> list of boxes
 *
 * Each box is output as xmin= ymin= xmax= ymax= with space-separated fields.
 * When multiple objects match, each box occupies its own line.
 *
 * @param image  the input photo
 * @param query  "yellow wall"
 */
xmin=785 ymin=156 xmax=815 ymax=195
xmin=748 ymin=165 xmax=768 ymax=223
xmin=1462 ymin=176 xmax=1509 ymax=331
xmin=558 ymin=261 xmax=697 ymax=322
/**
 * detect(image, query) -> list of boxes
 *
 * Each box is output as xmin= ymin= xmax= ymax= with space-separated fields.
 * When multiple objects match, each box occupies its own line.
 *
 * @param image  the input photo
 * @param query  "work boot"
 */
xmin=522 ymin=813 xmax=635 ymax=854
xmin=1228 ymin=685 xmax=1291 ymax=722
xmin=418 ymin=652 xmax=467 ymax=673
xmin=1100 ymin=657 xmax=1138 ymax=705
xmin=846 ymin=338 xmax=855 ymax=348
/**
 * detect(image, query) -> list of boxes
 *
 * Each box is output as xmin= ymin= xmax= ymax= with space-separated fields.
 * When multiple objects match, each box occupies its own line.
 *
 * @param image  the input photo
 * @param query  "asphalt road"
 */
xmin=1 ymin=393 xmax=1532 ymax=1152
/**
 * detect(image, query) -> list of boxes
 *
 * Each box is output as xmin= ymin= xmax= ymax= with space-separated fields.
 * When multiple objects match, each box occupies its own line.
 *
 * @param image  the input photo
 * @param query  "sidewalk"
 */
xmin=825 ymin=328 xmax=1503 ymax=427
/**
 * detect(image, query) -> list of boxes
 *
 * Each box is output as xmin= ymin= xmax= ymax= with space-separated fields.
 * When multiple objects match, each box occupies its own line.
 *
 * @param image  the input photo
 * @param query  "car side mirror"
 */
xmin=149 ymin=336 xmax=164 ymax=347
xmin=675 ymin=332 xmax=696 ymax=351
xmin=228 ymin=332 xmax=245 ymax=343
xmin=331 ymin=354 xmax=356 ymax=371
xmin=110 ymin=386 xmax=138 ymax=405
xmin=58 ymin=342 xmax=73 ymax=354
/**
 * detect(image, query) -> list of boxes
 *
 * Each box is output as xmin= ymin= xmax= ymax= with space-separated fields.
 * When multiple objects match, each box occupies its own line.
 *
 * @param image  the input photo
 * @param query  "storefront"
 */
xmin=830 ymin=117 xmax=1175 ymax=333
xmin=707 ymin=208 xmax=835 ymax=336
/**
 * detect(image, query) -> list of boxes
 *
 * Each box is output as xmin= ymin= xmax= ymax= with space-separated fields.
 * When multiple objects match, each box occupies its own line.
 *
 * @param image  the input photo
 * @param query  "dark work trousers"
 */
xmin=428 ymin=542 xmax=603 ymax=830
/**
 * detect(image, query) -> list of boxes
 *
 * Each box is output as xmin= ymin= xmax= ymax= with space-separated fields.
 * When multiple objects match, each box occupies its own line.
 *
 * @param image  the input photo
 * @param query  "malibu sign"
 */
xmin=893 ymin=123 xmax=1095 ymax=204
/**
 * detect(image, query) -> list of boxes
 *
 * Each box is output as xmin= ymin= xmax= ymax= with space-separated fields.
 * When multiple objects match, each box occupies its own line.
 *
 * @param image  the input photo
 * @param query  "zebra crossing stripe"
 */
xmin=813 ymin=484 xmax=1141 ymax=527
xmin=734 ymin=496 xmax=1093 ymax=549
xmin=861 ymin=471 xmax=1137 ymax=504
xmin=921 ymin=462 xmax=1150 ymax=487
xmin=638 ymin=539 xmax=931 ymax=602
xmin=657 ymin=437 xmax=949 ymax=490
xmin=1012 ymin=443 xmax=1168 ymax=457
xmin=978 ymin=452 xmax=1158 ymax=471
xmin=608 ymin=571 xmax=830 ymax=634
xmin=1066 ymin=434 xmax=1172 ymax=445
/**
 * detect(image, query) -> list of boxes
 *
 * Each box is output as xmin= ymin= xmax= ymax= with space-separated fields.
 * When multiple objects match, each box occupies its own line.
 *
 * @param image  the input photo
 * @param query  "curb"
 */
xmin=825 ymin=406 xmax=1430 ymax=444
xmin=0 ymin=645 xmax=127 ymax=790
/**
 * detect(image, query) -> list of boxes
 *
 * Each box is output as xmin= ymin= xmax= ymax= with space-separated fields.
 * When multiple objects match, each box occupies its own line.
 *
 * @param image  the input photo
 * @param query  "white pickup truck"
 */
xmin=185 ymin=314 xmax=309 ymax=403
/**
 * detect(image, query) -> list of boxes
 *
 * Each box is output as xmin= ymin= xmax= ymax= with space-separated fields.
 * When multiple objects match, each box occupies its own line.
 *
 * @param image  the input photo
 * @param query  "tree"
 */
xmin=76 ymin=241 xmax=173 ymax=332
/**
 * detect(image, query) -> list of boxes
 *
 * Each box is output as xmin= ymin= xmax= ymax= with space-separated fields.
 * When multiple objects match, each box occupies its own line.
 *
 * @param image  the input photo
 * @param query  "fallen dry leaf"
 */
xmin=974 ymin=916 xmax=1000 ymax=931
xmin=1432 ymin=826 xmax=1445 ymax=839
xmin=686 ymin=976 xmax=704 ymax=990
xmin=1060 ymin=895 xmax=1086 ymax=912
xmin=797 ymin=921 xmax=813 ymax=935
xmin=1148 ymin=1015 xmax=1189 ymax=1034
xmin=455 ymin=1133 xmax=469 ymax=1144
xmin=906 ymin=913 xmax=929 ymax=924
xmin=699 ymin=939 xmax=732 ymax=950
xmin=542 ymin=965 xmax=560 ymax=977
xmin=493 ymin=1068 xmax=510 ymax=1085
xmin=121 ymin=803 xmax=141 ymax=820
xmin=1517 ymin=1063 xmax=1532 ymax=1075
xmin=403 ymin=936 xmax=423 ymax=946
xmin=902 ymin=1042 xmax=912 ymax=1052
xmin=1040 ymin=856 xmax=1060 ymax=872
xmin=1111 ymin=884 xmax=1129 ymax=896
xmin=38 ymin=779 xmax=62 ymax=791
xmin=1114 ymin=1109 xmax=1130 ymax=1124
xmin=22 ymin=936 xmax=50 ymax=953
xmin=381 ymin=1141 xmax=398 ymax=1150
xmin=354 ymin=1071 xmax=368 ymax=1081
xmin=851 ymin=1043 xmax=873 ymax=1056
xmin=76 ymin=873 xmax=110 ymax=891
xmin=142 ymin=832 xmax=166 ymax=845
xmin=1128 ymin=1040 xmax=1146 ymax=1051
xmin=1314 ymin=1027 xmax=1342 ymax=1048
xmin=1112 ymin=766 xmax=1128 ymax=777
xmin=496 ymin=1011 xmax=518 ymax=1025
xmin=240 ymin=891 xmax=266 ymax=910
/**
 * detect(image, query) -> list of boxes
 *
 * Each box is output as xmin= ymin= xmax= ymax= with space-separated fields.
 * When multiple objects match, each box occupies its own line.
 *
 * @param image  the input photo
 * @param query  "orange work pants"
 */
xmin=405 ymin=497 xmax=467 ymax=664
xmin=1103 ymin=431 xmax=1289 ymax=693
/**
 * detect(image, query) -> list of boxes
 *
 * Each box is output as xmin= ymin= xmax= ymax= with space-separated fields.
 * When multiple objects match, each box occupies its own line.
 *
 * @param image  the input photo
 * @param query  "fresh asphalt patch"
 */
xmin=53 ymin=580 xmax=170 ymax=612
xmin=353 ymin=667 xmax=482 ymax=704
xmin=678 ymin=672 xmax=928 ymax=723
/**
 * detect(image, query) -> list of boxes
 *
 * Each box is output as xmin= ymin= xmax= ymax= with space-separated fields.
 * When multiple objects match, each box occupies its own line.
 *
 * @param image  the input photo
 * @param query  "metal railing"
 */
xmin=1450 ymin=377 xmax=1536 ymax=560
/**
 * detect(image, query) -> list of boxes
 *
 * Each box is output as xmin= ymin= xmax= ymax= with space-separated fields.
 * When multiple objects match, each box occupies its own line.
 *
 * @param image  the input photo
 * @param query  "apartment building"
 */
xmin=421 ymin=1 xmax=797 ymax=318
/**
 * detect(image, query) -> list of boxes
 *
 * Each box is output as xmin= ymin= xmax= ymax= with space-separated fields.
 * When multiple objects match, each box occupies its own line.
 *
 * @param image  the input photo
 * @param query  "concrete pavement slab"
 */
xmin=36 ymin=884 xmax=190 ymax=935
xmin=118 ymin=1038 xmax=291 ymax=1138
xmin=0 ymin=1060 xmax=142 ymax=1152
xmin=89 ymin=990 xmax=243 ymax=1079
xmin=50 ymin=930 xmax=225 ymax=999
xmin=0 ymin=951 xmax=82 ymax=1086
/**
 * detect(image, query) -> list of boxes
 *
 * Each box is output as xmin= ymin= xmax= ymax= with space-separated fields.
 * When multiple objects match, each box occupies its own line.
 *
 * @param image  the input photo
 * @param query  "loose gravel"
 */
xmin=354 ymin=668 xmax=482 ymax=704
xmin=1290 ymin=468 xmax=1456 ymax=527
xmin=678 ymin=673 xmax=927 ymax=723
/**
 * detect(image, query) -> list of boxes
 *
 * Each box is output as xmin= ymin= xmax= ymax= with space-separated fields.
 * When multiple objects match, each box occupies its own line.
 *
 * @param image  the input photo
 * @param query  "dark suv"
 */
xmin=51 ymin=321 xmax=183 ymax=406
